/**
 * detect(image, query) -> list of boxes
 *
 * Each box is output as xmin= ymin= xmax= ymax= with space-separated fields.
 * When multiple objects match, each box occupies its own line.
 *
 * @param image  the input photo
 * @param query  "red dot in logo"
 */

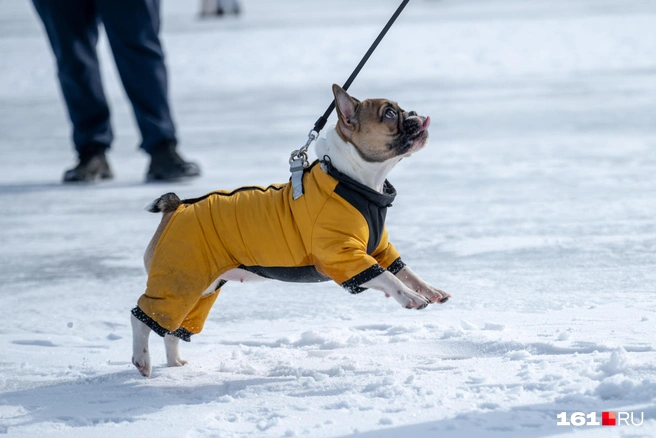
xmin=602 ymin=412 xmax=616 ymax=426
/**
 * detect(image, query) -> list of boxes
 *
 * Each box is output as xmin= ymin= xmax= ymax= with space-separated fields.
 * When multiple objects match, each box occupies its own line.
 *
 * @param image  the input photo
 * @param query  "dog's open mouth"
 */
xmin=406 ymin=116 xmax=430 ymax=152
xmin=411 ymin=116 xmax=430 ymax=144
xmin=392 ymin=116 xmax=430 ymax=155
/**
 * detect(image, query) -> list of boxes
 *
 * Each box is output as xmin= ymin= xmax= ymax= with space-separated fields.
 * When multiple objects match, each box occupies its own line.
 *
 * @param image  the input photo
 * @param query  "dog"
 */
xmin=131 ymin=84 xmax=451 ymax=377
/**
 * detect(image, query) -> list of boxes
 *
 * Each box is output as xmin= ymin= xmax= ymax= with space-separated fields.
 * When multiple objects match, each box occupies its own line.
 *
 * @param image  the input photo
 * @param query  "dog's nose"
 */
xmin=405 ymin=111 xmax=417 ymax=117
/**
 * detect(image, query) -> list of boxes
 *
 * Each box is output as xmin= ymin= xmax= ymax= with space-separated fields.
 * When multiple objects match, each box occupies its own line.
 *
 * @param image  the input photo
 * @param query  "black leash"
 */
xmin=313 ymin=0 xmax=411 ymax=134
xmin=290 ymin=0 xmax=411 ymax=199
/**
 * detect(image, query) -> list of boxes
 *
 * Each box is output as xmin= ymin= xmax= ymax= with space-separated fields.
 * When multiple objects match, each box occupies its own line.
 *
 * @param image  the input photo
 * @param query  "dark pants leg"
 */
xmin=96 ymin=0 xmax=177 ymax=154
xmin=32 ymin=0 xmax=113 ymax=153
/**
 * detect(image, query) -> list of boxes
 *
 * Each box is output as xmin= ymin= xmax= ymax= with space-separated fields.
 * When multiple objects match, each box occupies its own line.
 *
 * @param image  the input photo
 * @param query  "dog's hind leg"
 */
xmin=164 ymin=334 xmax=187 ymax=367
xmin=131 ymin=313 xmax=153 ymax=377
xmin=133 ymin=193 xmax=182 ymax=377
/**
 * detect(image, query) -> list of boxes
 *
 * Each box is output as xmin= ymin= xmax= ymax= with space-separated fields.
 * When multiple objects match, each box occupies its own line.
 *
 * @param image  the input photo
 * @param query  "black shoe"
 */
xmin=63 ymin=143 xmax=114 ymax=183
xmin=200 ymin=0 xmax=240 ymax=17
xmin=146 ymin=141 xmax=201 ymax=182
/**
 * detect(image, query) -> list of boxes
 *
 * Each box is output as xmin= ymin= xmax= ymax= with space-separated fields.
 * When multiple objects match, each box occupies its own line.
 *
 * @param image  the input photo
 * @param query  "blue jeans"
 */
xmin=32 ymin=0 xmax=177 ymax=154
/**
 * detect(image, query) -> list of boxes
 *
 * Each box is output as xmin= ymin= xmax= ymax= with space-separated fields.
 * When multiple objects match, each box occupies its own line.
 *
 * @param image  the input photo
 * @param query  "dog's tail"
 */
xmin=147 ymin=192 xmax=181 ymax=213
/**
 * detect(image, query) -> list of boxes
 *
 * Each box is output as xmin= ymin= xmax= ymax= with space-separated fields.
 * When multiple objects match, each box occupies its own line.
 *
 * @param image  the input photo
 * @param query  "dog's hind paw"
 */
xmin=167 ymin=358 xmax=188 ymax=367
xmin=164 ymin=333 xmax=187 ymax=368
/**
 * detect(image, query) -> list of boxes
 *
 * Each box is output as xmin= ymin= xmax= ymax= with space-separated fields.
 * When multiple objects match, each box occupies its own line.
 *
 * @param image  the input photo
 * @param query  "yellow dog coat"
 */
xmin=133 ymin=160 xmax=406 ymax=341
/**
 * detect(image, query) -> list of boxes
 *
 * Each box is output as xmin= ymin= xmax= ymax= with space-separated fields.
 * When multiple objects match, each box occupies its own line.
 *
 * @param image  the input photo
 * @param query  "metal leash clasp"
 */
xmin=289 ymin=130 xmax=318 ymax=200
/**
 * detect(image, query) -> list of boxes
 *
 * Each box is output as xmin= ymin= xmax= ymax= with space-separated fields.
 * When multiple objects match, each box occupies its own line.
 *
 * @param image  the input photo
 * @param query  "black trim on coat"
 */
xmin=321 ymin=158 xmax=397 ymax=208
xmin=168 ymin=327 xmax=194 ymax=342
xmin=132 ymin=306 xmax=170 ymax=338
xmin=132 ymin=306 xmax=195 ymax=342
xmin=181 ymin=161 xmax=323 ymax=206
xmin=341 ymin=264 xmax=386 ymax=294
xmin=386 ymin=257 xmax=406 ymax=275
xmin=181 ymin=184 xmax=285 ymax=205
xmin=238 ymin=265 xmax=330 ymax=283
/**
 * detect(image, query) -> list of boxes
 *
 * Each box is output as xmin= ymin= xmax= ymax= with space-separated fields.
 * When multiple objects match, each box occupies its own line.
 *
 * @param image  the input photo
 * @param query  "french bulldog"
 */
xmin=131 ymin=84 xmax=451 ymax=377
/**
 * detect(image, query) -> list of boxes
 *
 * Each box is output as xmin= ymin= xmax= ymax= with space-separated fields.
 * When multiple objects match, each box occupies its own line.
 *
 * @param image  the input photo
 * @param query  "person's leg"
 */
xmin=96 ymin=0 xmax=201 ymax=181
xmin=31 ymin=0 xmax=113 ymax=157
xmin=95 ymin=0 xmax=173 ymax=153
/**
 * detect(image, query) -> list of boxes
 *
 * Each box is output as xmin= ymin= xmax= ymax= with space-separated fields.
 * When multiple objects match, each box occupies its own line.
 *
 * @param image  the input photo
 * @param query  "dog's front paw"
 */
xmin=391 ymin=288 xmax=431 ymax=310
xmin=421 ymin=287 xmax=451 ymax=304
xmin=132 ymin=350 xmax=152 ymax=378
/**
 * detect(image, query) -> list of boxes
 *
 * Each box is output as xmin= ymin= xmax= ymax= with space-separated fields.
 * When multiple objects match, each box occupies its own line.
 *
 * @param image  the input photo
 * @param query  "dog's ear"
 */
xmin=332 ymin=84 xmax=359 ymax=131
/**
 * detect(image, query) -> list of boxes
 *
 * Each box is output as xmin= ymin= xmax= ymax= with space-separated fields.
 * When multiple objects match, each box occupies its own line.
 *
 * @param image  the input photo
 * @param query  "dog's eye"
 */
xmin=384 ymin=108 xmax=397 ymax=119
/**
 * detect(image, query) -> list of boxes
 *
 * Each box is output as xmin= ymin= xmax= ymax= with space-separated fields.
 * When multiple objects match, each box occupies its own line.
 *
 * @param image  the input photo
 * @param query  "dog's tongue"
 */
xmin=420 ymin=116 xmax=431 ymax=131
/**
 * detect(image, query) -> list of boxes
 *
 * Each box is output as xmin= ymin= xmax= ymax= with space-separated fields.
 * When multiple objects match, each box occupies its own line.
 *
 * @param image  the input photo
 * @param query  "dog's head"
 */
xmin=332 ymin=84 xmax=430 ymax=163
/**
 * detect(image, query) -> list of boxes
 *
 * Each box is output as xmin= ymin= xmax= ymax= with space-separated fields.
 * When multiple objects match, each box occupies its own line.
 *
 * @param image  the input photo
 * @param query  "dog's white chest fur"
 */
xmin=314 ymin=127 xmax=402 ymax=194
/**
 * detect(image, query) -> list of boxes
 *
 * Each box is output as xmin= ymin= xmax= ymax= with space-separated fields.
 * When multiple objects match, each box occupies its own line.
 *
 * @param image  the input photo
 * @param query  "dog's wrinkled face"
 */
xmin=332 ymin=84 xmax=430 ymax=163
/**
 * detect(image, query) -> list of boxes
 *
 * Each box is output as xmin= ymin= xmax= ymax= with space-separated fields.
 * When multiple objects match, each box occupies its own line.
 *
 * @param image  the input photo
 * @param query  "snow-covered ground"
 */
xmin=1 ymin=0 xmax=655 ymax=436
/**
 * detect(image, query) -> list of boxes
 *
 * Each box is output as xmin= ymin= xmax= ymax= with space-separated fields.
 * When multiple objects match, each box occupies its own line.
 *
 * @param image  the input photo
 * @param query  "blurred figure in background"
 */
xmin=200 ymin=0 xmax=241 ymax=18
xmin=32 ymin=0 xmax=201 ymax=183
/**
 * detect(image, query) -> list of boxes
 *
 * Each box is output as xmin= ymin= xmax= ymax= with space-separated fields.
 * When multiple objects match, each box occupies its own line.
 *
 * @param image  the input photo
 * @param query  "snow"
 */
xmin=1 ymin=0 xmax=655 ymax=436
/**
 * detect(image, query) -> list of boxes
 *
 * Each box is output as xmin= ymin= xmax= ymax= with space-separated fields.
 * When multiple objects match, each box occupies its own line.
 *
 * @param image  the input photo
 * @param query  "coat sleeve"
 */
xmin=311 ymin=195 xmax=386 ymax=293
xmin=371 ymin=227 xmax=406 ymax=275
